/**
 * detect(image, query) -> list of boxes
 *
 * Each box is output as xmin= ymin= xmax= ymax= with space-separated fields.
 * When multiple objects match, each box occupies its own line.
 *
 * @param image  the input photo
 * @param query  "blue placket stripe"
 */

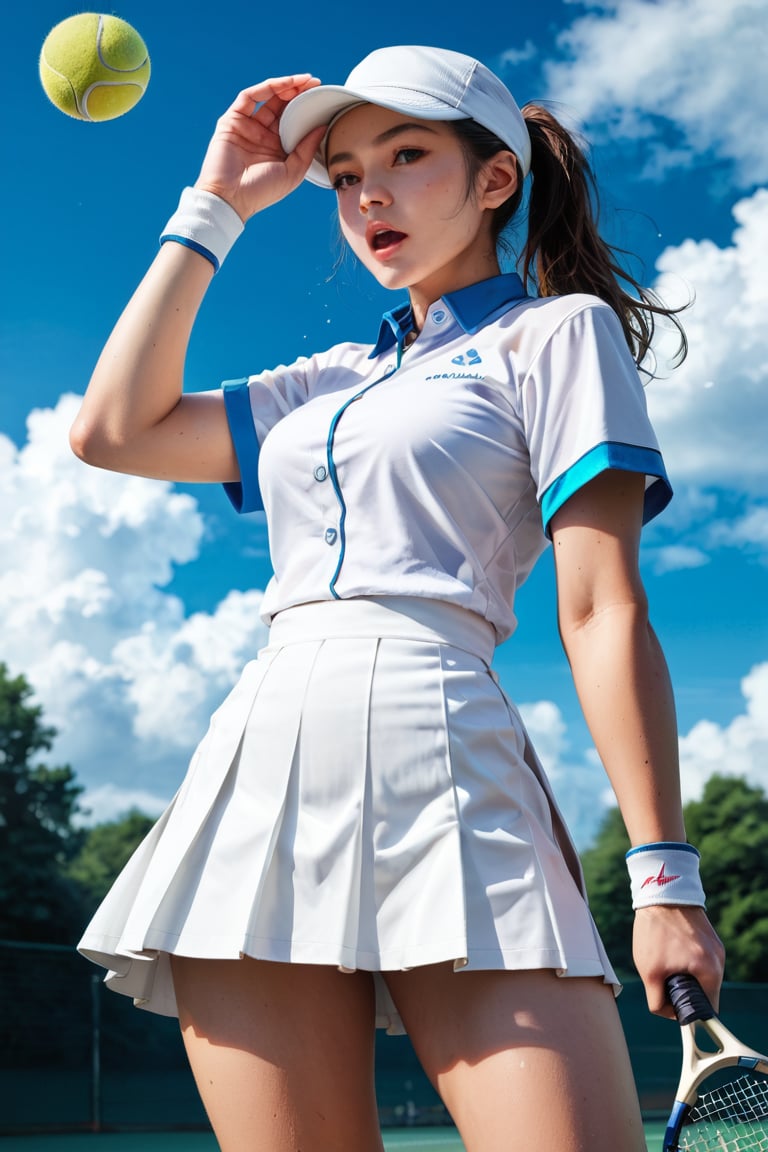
xmin=326 ymin=345 xmax=403 ymax=598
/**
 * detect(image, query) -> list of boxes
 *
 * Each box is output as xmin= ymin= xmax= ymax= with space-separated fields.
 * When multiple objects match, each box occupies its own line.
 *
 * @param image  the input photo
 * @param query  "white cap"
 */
xmin=279 ymin=45 xmax=531 ymax=189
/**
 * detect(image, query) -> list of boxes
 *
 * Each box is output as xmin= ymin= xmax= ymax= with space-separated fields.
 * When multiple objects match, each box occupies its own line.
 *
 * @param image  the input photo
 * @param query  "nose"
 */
xmin=359 ymin=176 xmax=392 ymax=214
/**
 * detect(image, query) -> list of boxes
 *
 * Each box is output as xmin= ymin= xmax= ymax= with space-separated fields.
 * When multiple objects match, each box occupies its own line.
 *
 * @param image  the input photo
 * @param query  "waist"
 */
xmin=268 ymin=596 xmax=496 ymax=665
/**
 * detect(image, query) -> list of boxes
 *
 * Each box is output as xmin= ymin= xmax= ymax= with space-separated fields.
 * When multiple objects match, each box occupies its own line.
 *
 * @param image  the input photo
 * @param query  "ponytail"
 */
xmin=452 ymin=109 xmax=687 ymax=368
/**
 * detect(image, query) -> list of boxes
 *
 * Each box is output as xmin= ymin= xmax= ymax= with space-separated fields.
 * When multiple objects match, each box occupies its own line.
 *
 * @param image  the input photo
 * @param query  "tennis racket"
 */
xmin=663 ymin=973 xmax=768 ymax=1151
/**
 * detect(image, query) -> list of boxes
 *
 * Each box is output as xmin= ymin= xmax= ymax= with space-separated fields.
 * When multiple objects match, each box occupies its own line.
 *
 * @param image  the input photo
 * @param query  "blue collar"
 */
xmin=369 ymin=273 xmax=529 ymax=358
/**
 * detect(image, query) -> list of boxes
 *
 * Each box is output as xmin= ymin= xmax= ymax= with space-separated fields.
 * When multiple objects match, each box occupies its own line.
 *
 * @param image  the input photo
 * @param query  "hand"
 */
xmin=632 ymin=904 xmax=725 ymax=1017
xmin=194 ymin=75 xmax=327 ymax=221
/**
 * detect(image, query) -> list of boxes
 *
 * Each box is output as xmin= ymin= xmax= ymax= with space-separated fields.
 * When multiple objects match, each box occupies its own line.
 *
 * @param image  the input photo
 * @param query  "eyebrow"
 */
xmin=326 ymin=121 xmax=441 ymax=168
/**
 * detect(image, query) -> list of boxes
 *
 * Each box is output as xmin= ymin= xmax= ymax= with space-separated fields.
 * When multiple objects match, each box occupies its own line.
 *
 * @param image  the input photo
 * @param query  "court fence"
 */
xmin=2 ymin=939 xmax=767 ymax=1135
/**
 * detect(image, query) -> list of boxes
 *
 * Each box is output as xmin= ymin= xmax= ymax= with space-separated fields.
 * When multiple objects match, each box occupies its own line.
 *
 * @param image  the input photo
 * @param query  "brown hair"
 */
xmin=451 ymin=109 xmax=687 ymax=368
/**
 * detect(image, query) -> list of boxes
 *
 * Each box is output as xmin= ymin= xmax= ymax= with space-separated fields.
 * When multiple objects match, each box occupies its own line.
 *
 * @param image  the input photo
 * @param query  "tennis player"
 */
xmin=72 ymin=45 xmax=724 ymax=1152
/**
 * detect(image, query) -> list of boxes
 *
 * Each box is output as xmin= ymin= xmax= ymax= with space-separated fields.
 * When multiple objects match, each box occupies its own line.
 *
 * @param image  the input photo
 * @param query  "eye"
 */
xmin=331 ymin=172 xmax=359 ymax=191
xmin=394 ymin=147 xmax=425 ymax=165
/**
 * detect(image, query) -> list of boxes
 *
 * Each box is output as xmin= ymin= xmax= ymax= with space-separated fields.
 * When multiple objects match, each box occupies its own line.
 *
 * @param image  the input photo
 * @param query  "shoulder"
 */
xmin=287 ymin=339 xmax=378 ymax=385
xmin=308 ymin=339 xmax=377 ymax=368
xmin=498 ymin=294 xmax=633 ymax=377
xmin=242 ymin=339 xmax=377 ymax=395
xmin=505 ymin=293 xmax=623 ymax=341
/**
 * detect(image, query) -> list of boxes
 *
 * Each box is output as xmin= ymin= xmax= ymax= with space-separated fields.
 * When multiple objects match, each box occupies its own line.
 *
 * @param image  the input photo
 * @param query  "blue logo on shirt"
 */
xmin=451 ymin=348 xmax=482 ymax=366
xmin=424 ymin=371 xmax=484 ymax=381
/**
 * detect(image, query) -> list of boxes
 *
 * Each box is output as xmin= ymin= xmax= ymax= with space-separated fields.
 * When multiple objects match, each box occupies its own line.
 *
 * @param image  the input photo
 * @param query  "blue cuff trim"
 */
xmin=160 ymin=234 xmax=220 ymax=273
xmin=626 ymin=842 xmax=700 ymax=858
xmin=222 ymin=379 xmax=263 ymax=513
xmin=540 ymin=442 xmax=672 ymax=537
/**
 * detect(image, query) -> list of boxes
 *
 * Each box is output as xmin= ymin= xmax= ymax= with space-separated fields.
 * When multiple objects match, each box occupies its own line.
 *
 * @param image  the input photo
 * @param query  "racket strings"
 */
xmin=680 ymin=1074 xmax=768 ymax=1150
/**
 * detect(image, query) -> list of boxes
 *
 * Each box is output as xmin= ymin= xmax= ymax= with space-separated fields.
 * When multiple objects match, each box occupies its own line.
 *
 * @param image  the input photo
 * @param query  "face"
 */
xmin=325 ymin=104 xmax=515 ymax=317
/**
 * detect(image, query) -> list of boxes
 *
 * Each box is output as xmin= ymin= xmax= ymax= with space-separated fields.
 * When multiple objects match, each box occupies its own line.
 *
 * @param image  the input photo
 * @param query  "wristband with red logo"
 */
xmin=625 ymin=842 xmax=706 ymax=909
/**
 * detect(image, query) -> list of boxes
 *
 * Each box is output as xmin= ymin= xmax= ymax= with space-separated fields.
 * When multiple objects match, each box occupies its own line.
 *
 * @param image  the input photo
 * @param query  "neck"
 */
xmin=408 ymin=252 xmax=502 ymax=330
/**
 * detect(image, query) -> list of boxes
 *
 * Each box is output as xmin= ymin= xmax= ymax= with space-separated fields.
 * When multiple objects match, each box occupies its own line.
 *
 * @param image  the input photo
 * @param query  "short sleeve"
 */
xmin=521 ymin=299 xmax=672 ymax=536
xmin=221 ymin=357 xmax=315 ymax=514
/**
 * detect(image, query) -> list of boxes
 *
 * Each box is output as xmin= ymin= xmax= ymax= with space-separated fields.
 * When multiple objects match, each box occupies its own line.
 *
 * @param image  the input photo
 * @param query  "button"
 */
xmin=313 ymin=465 xmax=328 ymax=482
xmin=432 ymin=309 xmax=446 ymax=324
xmin=324 ymin=528 xmax=338 ymax=545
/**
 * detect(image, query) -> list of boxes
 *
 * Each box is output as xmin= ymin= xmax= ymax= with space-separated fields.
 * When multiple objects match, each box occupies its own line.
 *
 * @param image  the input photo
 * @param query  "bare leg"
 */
xmin=171 ymin=956 xmax=384 ymax=1152
xmin=384 ymin=964 xmax=645 ymax=1152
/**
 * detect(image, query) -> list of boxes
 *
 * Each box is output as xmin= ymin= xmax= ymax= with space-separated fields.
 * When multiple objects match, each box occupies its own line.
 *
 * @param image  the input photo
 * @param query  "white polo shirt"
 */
xmin=222 ymin=273 xmax=671 ymax=642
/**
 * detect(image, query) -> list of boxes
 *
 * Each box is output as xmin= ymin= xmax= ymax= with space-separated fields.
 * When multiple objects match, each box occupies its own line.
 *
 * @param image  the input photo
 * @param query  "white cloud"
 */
xmin=76 ymin=784 xmax=170 ymax=827
xmin=648 ymin=545 xmax=710 ymax=576
xmin=644 ymin=190 xmax=768 ymax=517
xmin=0 ymin=395 xmax=268 ymax=808
xmin=519 ymin=664 xmax=768 ymax=849
xmin=679 ymin=663 xmax=768 ymax=802
xmin=501 ymin=41 xmax=538 ymax=67
xmin=519 ymin=700 xmax=613 ymax=848
xmin=542 ymin=0 xmax=768 ymax=187
xmin=520 ymin=668 xmax=768 ymax=847
xmin=628 ymin=191 xmax=768 ymax=572
xmin=709 ymin=506 xmax=768 ymax=557
xmin=113 ymin=588 xmax=268 ymax=748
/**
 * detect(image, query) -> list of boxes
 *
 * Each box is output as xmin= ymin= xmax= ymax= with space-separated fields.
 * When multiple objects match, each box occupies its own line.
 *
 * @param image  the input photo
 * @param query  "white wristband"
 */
xmin=159 ymin=187 xmax=244 ymax=272
xmin=626 ymin=842 xmax=706 ymax=909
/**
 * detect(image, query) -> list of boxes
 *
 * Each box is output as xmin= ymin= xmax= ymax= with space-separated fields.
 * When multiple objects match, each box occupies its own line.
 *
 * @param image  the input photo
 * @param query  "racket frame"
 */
xmin=663 ymin=973 xmax=768 ymax=1152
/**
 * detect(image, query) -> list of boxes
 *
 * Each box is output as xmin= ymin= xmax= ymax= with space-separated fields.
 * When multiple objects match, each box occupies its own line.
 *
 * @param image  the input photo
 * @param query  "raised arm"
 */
xmin=550 ymin=469 xmax=724 ymax=1014
xmin=69 ymin=76 xmax=325 ymax=483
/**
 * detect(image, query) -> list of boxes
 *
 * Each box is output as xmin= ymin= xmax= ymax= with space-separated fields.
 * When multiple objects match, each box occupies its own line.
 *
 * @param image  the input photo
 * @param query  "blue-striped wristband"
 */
xmin=626 ymin=842 xmax=706 ymax=909
xmin=159 ymin=187 xmax=244 ymax=273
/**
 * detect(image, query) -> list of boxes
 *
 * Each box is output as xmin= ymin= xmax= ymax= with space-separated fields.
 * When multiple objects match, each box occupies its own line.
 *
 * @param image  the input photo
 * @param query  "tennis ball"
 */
xmin=39 ymin=13 xmax=150 ymax=122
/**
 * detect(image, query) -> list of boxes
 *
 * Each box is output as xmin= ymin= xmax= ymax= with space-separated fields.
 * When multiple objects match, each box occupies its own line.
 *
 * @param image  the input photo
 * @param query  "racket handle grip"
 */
xmin=666 ymin=973 xmax=715 ymax=1024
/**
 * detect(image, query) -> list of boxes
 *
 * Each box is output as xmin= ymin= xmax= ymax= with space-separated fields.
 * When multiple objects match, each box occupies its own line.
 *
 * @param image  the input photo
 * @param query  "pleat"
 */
xmin=240 ymin=637 xmax=379 ymax=965
xmin=365 ymin=637 xmax=468 ymax=969
xmin=79 ymin=643 xmax=321 ymax=1008
xmin=78 ymin=597 xmax=617 ymax=1027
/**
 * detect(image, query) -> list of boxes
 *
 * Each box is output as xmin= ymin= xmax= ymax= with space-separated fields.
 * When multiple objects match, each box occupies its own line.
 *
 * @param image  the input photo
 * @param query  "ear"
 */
xmin=477 ymin=151 xmax=519 ymax=209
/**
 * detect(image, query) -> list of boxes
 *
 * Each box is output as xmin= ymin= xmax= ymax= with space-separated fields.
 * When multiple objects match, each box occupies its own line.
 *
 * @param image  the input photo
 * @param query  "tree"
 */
xmin=581 ymin=774 xmax=768 ymax=983
xmin=0 ymin=663 xmax=85 ymax=942
xmin=67 ymin=808 xmax=156 ymax=911
xmin=580 ymin=806 xmax=633 ymax=975
xmin=685 ymin=775 xmax=768 ymax=982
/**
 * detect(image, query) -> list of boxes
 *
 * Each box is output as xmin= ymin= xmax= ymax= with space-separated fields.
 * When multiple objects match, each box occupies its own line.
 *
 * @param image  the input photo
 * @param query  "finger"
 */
xmin=234 ymin=74 xmax=321 ymax=117
xmin=285 ymin=123 xmax=328 ymax=176
xmin=646 ymin=977 xmax=675 ymax=1018
xmin=697 ymin=962 xmax=724 ymax=1014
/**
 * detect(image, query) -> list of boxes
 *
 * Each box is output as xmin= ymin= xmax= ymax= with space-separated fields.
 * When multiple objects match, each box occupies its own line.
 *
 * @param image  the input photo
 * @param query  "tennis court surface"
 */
xmin=0 ymin=1125 xmax=667 ymax=1150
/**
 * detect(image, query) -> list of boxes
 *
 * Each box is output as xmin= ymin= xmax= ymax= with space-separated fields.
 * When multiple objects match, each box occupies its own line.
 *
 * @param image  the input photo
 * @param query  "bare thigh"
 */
xmin=384 ymin=964 xmax=645 ymax=1152
xmin=171 ymin=955 xmax=384 ymax=1152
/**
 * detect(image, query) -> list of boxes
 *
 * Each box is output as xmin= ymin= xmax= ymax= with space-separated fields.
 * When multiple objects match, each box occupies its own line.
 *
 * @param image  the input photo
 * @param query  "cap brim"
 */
xmin=279 ymin=83 xmax=466 ymax=188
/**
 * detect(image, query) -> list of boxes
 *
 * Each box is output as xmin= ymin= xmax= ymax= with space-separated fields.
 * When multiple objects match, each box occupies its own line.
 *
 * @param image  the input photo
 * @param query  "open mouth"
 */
xmin=371 ymin=229 xmax=407 ymax=251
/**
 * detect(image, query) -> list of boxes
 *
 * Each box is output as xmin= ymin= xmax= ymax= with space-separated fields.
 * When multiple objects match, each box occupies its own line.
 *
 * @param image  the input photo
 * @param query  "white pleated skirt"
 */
xmin=79 ymin=596 xmax=617 ymax=1034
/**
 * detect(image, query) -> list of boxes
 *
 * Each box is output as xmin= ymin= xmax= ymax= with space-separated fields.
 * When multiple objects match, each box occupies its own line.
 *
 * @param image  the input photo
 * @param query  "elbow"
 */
xmin=69 ymin=413 xmax=90 ymax=462
xmin=558 ymin=591 xmax=651 ymax=652
xmin=69 ymin=412 xmax=121 ymax=469
xmin=69 ymin=412 xmax=99 ymax=465
xmin=568 ymin=587 xmax=649 ymax=631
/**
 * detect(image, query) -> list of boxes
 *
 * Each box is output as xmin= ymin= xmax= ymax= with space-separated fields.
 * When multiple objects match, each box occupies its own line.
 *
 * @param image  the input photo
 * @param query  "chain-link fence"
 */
xmin=2 ymin=940 xmax=766 ymax=1135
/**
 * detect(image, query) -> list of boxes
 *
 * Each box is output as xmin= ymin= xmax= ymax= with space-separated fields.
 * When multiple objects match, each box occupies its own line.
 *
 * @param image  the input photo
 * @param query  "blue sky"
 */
xmin=2 ymin=0 xmax=766 ymax=847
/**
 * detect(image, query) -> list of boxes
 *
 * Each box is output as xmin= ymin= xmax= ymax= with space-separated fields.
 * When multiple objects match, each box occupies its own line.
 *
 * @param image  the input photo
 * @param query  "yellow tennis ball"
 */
xmin=40 ymin=13 xmax=150 ymax=122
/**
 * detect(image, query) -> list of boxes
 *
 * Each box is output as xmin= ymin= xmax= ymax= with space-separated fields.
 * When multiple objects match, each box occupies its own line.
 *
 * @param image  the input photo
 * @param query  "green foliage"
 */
xmin=67 ymin=808 xmax=156 ymax=910
xmin=581 ymin=774 xmax=768 ymax=983
xmin=685 ymin=775 xmax=768 ymax=982
xmin=580 ymin=806 xmax=633 ymax=975
xmin=0 ymin=663 xmax=85 ymax=942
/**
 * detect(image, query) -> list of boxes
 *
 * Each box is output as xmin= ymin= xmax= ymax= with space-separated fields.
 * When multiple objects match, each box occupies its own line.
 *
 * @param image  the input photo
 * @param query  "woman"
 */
xmin=72 ymin=45 xmax=724 ymax=1152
